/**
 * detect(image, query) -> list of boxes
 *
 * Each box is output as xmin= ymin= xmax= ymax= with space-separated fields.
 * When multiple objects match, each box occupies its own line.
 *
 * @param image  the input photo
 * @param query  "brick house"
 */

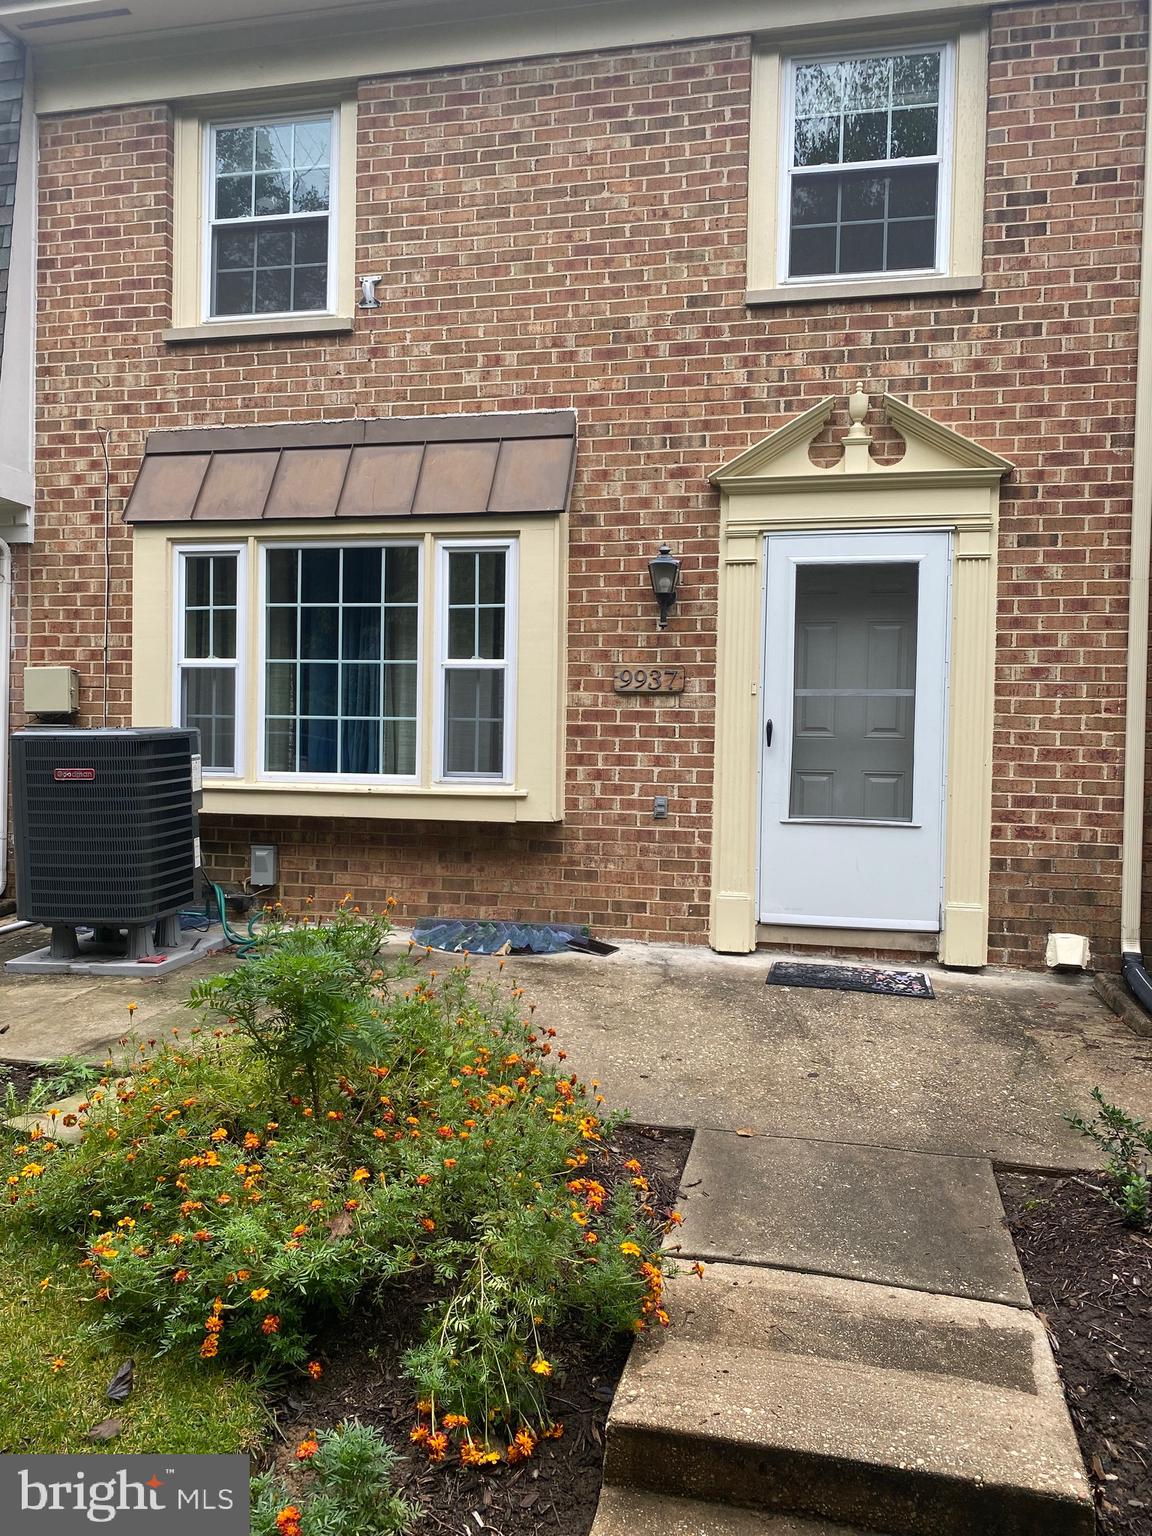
xmin=2 ymin=0 xmax=1151 ymax=975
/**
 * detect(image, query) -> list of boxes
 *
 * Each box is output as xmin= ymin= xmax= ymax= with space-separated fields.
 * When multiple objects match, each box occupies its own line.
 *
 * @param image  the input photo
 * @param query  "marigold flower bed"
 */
xmin=0 ymin=907 xmax=690 ymax=1532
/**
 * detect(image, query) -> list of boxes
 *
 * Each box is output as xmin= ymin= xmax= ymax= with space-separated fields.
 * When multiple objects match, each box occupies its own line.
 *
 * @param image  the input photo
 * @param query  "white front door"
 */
xmin=759 ymin=530 xmax=951 ymax=931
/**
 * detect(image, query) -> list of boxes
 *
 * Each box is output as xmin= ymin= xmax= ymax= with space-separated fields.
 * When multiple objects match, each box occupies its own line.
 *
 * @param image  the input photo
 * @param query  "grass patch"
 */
xmin=0 ymin=1230 xmax=267 ymax=1454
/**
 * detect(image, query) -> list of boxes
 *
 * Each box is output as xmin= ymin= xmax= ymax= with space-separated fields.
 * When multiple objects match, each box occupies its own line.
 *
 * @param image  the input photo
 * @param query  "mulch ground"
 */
xmin=271 ymin=1122 xmax=693 ymax=1536
xmin=0 ymin=1057 xmax=56 ymax=1101
xmin=999 ymin=1171 xmax=1152 ymax=1536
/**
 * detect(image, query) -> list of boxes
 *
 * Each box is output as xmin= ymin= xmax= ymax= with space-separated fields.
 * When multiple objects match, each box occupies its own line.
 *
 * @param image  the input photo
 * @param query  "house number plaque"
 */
xmin=613 ymin=666 xmax=685 ymax=694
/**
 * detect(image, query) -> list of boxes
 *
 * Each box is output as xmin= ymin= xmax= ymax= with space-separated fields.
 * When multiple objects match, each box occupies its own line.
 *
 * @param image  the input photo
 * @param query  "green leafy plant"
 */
xmin=1 ymin=907 xmax=672 ymax=1462
xmin=251 ymin=1421 xmax=415 ymax=1536
xmin=187 ymin=903 xmax=401 ymax=1116
xmin=1067 ymin=1088 xmax=1152 ymax=1226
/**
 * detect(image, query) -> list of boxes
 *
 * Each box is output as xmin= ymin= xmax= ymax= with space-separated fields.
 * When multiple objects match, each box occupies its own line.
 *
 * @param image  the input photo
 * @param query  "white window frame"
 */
xmin=776 ymin=40 xmax=955 ymax=291
xmin=434 ymin=538 xmax=518 ymax=786
xmin=200 ymin=107 xmax=341 ymax=324
xmin=173 ymin=543 xmax=248 ymax=778
xmin=255 ymin=539 xmax=425 ymax=787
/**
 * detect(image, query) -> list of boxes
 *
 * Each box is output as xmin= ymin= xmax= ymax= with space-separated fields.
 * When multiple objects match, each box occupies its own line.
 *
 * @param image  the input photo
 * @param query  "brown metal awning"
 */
xmin=123 ymin=411 xmax=577 ymax=524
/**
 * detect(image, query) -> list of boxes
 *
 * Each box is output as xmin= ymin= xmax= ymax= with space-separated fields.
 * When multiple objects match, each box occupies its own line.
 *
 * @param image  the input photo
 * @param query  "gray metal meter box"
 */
xmin=24 ymin=666 xmax=79 ymax=715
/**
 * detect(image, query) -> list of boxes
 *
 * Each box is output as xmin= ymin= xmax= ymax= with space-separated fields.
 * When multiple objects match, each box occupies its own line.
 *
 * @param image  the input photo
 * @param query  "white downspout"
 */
xmin=0 ymin=537 xmax=11 ymax=896
xmin=1119 ymin=8 xmax=1152 ymax=1000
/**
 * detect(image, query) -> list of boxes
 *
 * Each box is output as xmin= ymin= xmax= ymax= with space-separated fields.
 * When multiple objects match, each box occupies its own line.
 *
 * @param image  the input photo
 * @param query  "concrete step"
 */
xmin=670 ymin=1131 xmax=1030 ymax=1307
xmin=605 ymin=1263 xmax=1093 ymax=1536
xmin=591 ymin=1487 xmax=887 ymax=1535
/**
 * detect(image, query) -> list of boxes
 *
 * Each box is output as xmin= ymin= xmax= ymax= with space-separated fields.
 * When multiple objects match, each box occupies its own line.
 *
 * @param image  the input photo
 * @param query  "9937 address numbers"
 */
xmin=612 ymin=666 xmax=685 ymax=694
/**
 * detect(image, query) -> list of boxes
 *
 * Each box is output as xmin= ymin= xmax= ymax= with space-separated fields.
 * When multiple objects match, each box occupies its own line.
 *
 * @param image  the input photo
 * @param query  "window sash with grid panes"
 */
xmin=784 ymin=46 xmax=947 ymax=282
xmin=178 ymin=549 xmax=242 ymax=774
xmin=439 ymin=544 xmax=512 ymax=781
xmin=207 ymin=113 xmax=334 ymax=319
xmin=263 ymin=545 xmax=421 ymax=779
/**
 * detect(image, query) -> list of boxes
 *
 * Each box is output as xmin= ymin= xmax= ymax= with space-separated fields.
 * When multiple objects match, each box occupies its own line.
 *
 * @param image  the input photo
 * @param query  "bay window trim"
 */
xmin=172 ymin=542 xmax=248 ymax=778
xmin=137 ymin=518 xmax=562 ymax=824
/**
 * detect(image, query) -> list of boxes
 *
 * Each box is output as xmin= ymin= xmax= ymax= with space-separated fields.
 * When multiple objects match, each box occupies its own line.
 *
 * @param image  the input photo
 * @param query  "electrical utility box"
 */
xmin=11 ymin=728 xmax=202 ymax=942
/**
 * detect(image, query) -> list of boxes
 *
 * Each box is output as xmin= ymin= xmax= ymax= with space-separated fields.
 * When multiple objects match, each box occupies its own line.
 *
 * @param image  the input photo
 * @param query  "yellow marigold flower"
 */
xmin=530 ymin=1358 xmax=552 ymax=1376
xmin=250 ymin=1287 xmax=270 ymax=1302
xmin=20 ymin=1163 xmax=44 ymax=1178
xmin=619 ymin=1241 xmax=642 ymax=1257
xmin=350 ymin=1167 xmax=370 ymax=1183
xmin=209 ymin=1128 xmax=228 ymax=1142
xmin=290 ymin=1223 xmax=308 ymax=1237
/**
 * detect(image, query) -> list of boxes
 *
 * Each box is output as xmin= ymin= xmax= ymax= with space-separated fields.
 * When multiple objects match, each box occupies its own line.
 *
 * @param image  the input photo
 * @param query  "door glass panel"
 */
xmin=789 ymin=562 xmax=918 ymax=820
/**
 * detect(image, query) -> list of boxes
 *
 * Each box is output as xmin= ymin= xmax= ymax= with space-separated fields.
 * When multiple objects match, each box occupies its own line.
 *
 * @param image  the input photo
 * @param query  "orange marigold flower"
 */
xmin=290 ymin=1223 xmax=308 ymax=1238
xmin=442 ymin=1412 xmax=469 ymax=1429
xmin=421 ymin=1218 xmax=436 ymax=1232
xmin=692 ymin=1261 xmax=706 ymax=1279
xmin=306 ymin=1360 xmax=323 ymax=1380
xmin=49 ymin=1355 xmax=67 ymax=1373
xmin=275 ymin=1507 xmax=303 ymax=1535
xmin=295 ymin=1438 xmax=319 ymax=1461
xmin=199 ymin=1335 xmax=219 ymax=1359
xmin=460 ymin=1439 xmax=502 ymax=1467
xmin=204 ymin=1316 xmax=223 ymax=1334
xmin=416 ymin=1174 xmax=431 ymax=1187
xmin=209 ymin=1128 xmax=228 ymax=1142
xmin=261 ymin=1314 xmax=280 ymax=1335
xmin=507 ymin=1428 xmax=537 ymax=1464
xmin=426 ymin=1432 xmax=449 ymax=1463
xmin=173 ymin=1268 xmax=190 ymax=1282
xmin=344 ymin=1199 xmax=360 ymax=1211
xmin=192 ymin=1229 xmax=212 ymax=1243
xmin=242 ymin=1132 xmax=261 ymax=1150
xmin=541 ymin=1423 xmax=565 ymax=1440
xmin=409 ymin=1425 xmax=430 ymax=1446
xmin=667 ymin=1211 xmax=684 ymax=1226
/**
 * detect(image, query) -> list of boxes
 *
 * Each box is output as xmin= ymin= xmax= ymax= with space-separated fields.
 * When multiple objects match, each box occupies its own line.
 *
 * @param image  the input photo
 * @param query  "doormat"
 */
xmin=766 ymin=961 xmax=934 ymax=999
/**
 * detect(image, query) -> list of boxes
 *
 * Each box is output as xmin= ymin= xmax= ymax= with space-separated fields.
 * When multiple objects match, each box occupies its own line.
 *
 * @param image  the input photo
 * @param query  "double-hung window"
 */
xmin=745 ymin=26 xmax=987 ymax=303
xmin=206 ymin=112 xmax=336 ymax=319
xmin=438 ymin=542 xmax=516 ymax=780
xmin=784 ymin=45 xmax=948 ymax=282
xmin=176 ymin=547 xmax=245 ymax=775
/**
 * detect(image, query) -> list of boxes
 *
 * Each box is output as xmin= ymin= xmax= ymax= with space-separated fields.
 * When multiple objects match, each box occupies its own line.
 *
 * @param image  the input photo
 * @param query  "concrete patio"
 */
xmin=1 ymin=925 xmax=1150 ymax=1169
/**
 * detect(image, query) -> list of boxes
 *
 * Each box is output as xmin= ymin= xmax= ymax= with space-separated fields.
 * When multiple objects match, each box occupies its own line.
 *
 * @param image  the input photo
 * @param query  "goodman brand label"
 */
xmin=0 ymin=1455 xmax=248 ymax=1531
xmin=51 ymin=768 xmax=95 ymax=782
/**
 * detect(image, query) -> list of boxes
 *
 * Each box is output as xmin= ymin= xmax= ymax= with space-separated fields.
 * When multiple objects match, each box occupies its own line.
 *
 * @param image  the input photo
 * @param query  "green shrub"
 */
xmin=251 ymin=1421 xmax=415 ymax=1536
xmin=1 ymin=911 xmax=670 ymax=1457
xmin=1067 ymin=1087 xmax=1152 ymax=1225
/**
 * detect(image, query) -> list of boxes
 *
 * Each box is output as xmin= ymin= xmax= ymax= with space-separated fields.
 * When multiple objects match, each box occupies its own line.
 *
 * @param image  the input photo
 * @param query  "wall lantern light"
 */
xmin=647 ymin=542 xmax=682 ymax=630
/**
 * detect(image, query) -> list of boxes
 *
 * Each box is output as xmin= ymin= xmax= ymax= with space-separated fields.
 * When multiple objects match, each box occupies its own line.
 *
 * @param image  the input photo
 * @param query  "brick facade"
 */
xmin=15 ymin=1 xmax=1149 ymax=967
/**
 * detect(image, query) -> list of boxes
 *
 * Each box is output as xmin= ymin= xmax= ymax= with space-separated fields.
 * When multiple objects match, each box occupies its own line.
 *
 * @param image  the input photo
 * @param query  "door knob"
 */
xmin=765 ymin=719 xmax=773 ymax=748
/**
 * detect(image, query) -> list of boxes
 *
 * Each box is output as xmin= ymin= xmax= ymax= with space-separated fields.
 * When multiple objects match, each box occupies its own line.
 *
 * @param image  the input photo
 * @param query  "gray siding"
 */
xmin=0 ymin=34 xmax=24 ymax=369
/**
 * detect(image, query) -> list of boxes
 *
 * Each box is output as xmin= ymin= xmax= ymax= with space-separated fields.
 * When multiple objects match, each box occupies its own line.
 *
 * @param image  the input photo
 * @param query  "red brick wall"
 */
xmin=17 ymin=1 xmax=1149 ymax=965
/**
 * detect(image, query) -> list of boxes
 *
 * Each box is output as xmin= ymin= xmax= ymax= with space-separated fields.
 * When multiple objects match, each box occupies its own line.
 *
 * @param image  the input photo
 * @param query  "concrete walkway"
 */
xmin=2 ymin=928 xmax=1150 ymax=1168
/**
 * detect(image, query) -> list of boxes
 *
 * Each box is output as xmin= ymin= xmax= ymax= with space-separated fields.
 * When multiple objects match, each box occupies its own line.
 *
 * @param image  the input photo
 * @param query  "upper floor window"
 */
xmin=207 ymin=113 xmax=336 ymax=319
xmin=745 ymin=25 xmax=987 ymax=306
xmin=785 ymin=47 xmax=947 ymax=282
